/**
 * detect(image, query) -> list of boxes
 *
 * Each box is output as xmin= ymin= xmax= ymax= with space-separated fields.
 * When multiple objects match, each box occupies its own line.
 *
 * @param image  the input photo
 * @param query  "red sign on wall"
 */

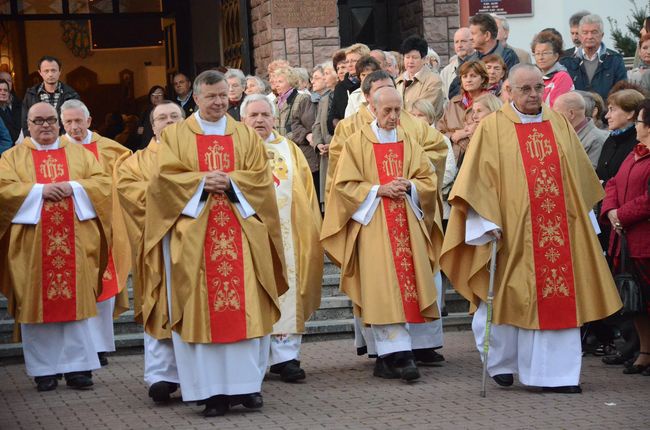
xmin=469 ymin=0 xmax=534 ymax=17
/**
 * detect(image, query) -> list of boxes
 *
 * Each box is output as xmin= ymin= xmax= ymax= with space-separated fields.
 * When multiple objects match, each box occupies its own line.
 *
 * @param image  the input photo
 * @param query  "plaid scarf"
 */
xmin=37 ymin=82 xmax=63 ymax=108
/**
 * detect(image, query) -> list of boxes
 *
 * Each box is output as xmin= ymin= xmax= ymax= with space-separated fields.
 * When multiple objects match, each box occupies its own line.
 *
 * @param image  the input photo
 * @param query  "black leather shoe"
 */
xmin=98 ymin=352 xmax=108 ymax=366
xmin=386 ymin=351 xmax=420 ymax=381
xmin=148 ymin=381 xmax=178 ymax=403
xmin=270 ymin=359 xmax=306 ymax=382
xmin=623 ymin=364 xmax=649 ymax=374
xmin=356 ymin=346 xmax=368 ymax=356
xmin=203 ymin=395 xmax=229 ymax=417
xmin=64 ymin=371 xmax=93 ymax=389
xmin=413 ymin=348 xmax=445 ymax=365
xmin=230 ymin=392 xmax=263 ymax=409
xmin=35 ymin=375 xmax=58 ymax=392
xmin=492 ymin=374 xmax=514 ymax=387
xmin=373 ymin=357 xmax=400 ymax=379
xmin=602 ymin=353 xmax=630 ymax=365
xmin=543 ymin=385 xmax=582 ymax=394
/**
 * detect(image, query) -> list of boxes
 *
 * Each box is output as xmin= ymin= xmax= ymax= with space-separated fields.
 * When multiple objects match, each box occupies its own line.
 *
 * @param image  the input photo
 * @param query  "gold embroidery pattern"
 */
xmin=402 ymin=277 xmax=419 ymax=303
xmin=532 ymin=167 xmax=560 ymax=198
xmin=45 ymin=226 xmax=72 ymax=256
xmin=541 ymin=267 xmax=571 ymax=298
xmin=213 ymin=277 xmax=242 ymax=311
xmin=39 ymin=154 xmax=65 ymax=182
xmin=381 ymin=149 xmax=403 ymax=178
xmin=524 ymin=128 xmax=553 ymax=164
xmin=102 ymin=270 xmax=113 ymax=281
xmin=204 ymin=143 xmax=232 ymax=171
xmin=537 ymin=215 xmax=564 ymax=248
xmin=46 ymin=271 xmax=73 ymax=300
xmin=208 ymin=224 xmax=238 ymax=261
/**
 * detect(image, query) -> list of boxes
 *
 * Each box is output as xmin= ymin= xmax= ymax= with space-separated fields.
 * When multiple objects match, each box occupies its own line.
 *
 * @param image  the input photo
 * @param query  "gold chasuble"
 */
xmin=440 ymin=104 xmax=621 ymax=330
xmin=63 ymin=132 xmax=132 ymax=316
xmin=326 ymin=105 xmax=448 ymax=202
xmin=321 ymin=124 xmax=442 ymax=324
xmin=0 ymin=138 xmax=111 ymax=326
xmin=144 ymin=115 xmax=287 ymax=344
xmin=265 ymin=132 xmax=323 ymax=333
xmin=115 ymin=139 xmax=169 ymax=338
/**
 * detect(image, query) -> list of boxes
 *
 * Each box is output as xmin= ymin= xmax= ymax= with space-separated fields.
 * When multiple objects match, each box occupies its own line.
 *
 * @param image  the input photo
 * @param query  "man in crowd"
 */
xmin=440 ymin=27 xmax=475 ymax=101
xmin=560 ymin=14 xmax=627 ymax=104
xmin=492 ymin=14 xmax=531 ymax=64
xmin=0 ymin=72 xmax=22 ymax=143
xmin=396 ymin=35 xmax=444 ymax=115
xmin=0 ymin=102 xmax=111 ymax=391
xmin=449 ymin=14 xmax=519 ymax=99
xmin=344 ymin=55 xmax=382 ymax=118
xmin=562 ymin=10 xmax=591 ymax=58
xmin=225 ymin=68 xmax=247 ymax=121
xmin=21 ymin=56 xmax=79 ymax=136
xmin=322 ymin=87 xmax=443 ymax=381
xmin=172 ymin=72 xmax=196 ymax=117
xmin=440 ymin=64 xmax=621 ymax=393
xmin=553 ymin=91 xmax=608 ymax=168
xmin=116 ymin=100 xmax=185 ymax=403
xmin=241 ymin=94 xmax=323 ymax=383
xmin=143 ymin=70 xmax=287 ymax=416
xmin=60 ymin=100 xmax=131 ymax=366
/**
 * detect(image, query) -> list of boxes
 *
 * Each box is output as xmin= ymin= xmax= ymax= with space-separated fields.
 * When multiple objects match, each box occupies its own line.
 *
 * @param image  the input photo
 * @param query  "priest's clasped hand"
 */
xmin=43 ymin=182 xmax=73 ymax=202
xmin=378 ymin=178 xmax=411 ymax=200
xmin=204 ymin=170 xmax=232 ymax=194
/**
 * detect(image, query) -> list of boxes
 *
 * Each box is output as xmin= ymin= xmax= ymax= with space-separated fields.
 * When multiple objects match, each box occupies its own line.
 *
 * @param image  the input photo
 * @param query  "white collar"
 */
xmin=194 ymin=111 xmax=227 ymax=134
xmin=32 ymin=138 xmax=61 ymax=150
xmin=371 ymin=120 xmax=397 ymax=143
xmin=265 ymin=132 xmax=278 ymax=143
xmin=66 ymin=131 xmax=92 ymax=145
xmin=511 ymin=102 xmax=543 ymax=124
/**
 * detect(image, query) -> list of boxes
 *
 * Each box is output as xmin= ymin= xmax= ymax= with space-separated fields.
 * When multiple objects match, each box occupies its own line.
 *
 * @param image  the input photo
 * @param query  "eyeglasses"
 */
xmin=151 ymin=92 xmax=165 ymax=97
xmin=29 ymin=117 xmax=58 ymax=125
xmin=533 ymin=51 xmax=555 ymax=58
xmin=513 ymin=84 xmax=545 ymax=95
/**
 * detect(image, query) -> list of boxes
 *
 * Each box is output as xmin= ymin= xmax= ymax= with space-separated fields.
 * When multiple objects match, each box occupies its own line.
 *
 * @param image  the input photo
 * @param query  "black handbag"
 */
xmin=614 ymin=233 xmax=644 ymax=315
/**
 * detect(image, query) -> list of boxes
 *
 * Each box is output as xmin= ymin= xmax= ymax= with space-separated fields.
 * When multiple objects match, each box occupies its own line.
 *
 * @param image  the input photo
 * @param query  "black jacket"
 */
xmin=21 ymin=81 xmax=79 ymax=136
xmin=327 ymin=74 xmax=360 ymax=135
xmin=0 ymin=93 xmax=22 ymax=143
xmin=596 ymin=125 xmax=637 ymax=185
xmin=175 ymin=91 xmax=197 ymax=117
xmin=560 ymin=47 xmax=627 ymax=103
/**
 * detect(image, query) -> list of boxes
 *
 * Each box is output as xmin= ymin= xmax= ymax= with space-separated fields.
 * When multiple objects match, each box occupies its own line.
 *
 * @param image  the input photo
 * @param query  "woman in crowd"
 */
xmin=245 ymin=75 xmax=266 ymax=96
xmin=225 ymin=68 xmax=247 ymax=121
xmin=482 ymin=54 xmax=507 ymax=97
xmin=600 ymin=98 xmax=650 ymax=375
xmin=273 ymin=66 xmax=318 ymax=191
xmin=437 ymin=60 xmax=489 ymax=167
xmin=333 ymin=49 xmax=348 ymax=82
xmin=531 ymin=29 xmax=573 ymax=107
xmin=628 ymin=35 xmax=650 ymax=94
xmin=311 ymin=62 xmax=338 ymax=206
xmin=138 ymin=85 xmax=165 ymax=149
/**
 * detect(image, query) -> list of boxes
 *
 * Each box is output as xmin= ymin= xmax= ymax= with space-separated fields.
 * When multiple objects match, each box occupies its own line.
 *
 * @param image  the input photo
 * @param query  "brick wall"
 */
xmin=424 ymin=0 xmax=460 ymax=65
xmin=249 ymin=0 xmax=340 ymax=76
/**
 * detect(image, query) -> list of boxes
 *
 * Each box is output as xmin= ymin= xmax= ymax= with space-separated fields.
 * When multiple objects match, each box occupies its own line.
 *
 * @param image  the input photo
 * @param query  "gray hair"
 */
xmin=245 ymin=75 xmax=266 ymax=94
xmin=579 ymin=14 xmax=604 ymax=33
xmin=240 ymin=93 xmax=276 ymax=118
xmin=193 ymin=70 xmax=226 ymax=95
xmin=60 ymin=99 xmax=90 ymax=119
xmin=320 ymin=61 xmax=334 ymax=71
xmin=294 ymin=67 xmax=310 ymax=84
xmin=491 ymin=14 xmax=509 ymax=32
xmin=384 ymin=51 xmax=397 ymax=68
xmin=508 ymin=63 xmax=542 ymax=86
xmin=570 ymin=10 xmax=591 ymax=27
xmin=225 ymin=68 xmax=246 ymax=87
xmin=576 ymin=90 xmax=597 ymax=117
xmin=371 ymin=86 xmax=402 ymax=108
xmin=311 ymin=64 xmax=325 ymax=76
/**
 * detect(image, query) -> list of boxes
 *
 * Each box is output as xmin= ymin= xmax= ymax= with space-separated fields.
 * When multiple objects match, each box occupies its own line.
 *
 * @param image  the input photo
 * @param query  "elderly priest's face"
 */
xmin=61 ymin=107 xmax=92 ymax=141
xmin=195 ymin=80 xmax=229 ymax=122
xmin=243 ymin=100 xmax=274 ymax=141
xmin=28 ymin=102 xmax=60 ymax=145
xmin=372 ymin=87 xmax=402 ymax=131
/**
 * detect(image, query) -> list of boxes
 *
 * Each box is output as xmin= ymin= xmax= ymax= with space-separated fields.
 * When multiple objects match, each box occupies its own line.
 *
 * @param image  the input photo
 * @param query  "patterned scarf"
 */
xmin=37 ymin=82 xmax=63 ymax=109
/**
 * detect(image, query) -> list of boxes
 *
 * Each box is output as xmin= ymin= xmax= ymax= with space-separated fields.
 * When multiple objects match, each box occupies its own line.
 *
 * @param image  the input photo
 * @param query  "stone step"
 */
xmin=309 ymin=296 xmax=354 ymax=321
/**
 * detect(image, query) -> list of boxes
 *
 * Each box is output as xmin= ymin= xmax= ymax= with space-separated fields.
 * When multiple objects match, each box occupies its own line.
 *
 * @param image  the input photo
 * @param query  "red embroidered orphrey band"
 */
xmin=196 ymin=134 xmax=247 ymax=343
xmin=82 ymin=141 xmax=119 ymax=302
xmin=373 ymin=142 xmax=425 ymax=323
xmin=515 ymin=121 xmax=577 ymax=329
xmin=32 ymin=148 xmax=77 ymax=322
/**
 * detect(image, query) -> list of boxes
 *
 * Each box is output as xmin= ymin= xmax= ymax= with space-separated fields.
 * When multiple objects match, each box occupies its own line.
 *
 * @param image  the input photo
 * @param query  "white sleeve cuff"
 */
xmin=230 ymin=179 xmax=256 ymax=219
xmin=70 ymin=181 xmax=97 ymax=221
xmin=352 ymin=185 xmax=381 ymax=225
xmin=182 ymin=178 xmax=207 ymax=218
xmin=465 ymin=207 xmax=500 ymax=246
xmin=588 ymin=210 xmax=601 ymax=235
xmin=12 ymin=184 xmax=44 ymax=224
xmin=405 ymin=181 xmax=423 ymax=220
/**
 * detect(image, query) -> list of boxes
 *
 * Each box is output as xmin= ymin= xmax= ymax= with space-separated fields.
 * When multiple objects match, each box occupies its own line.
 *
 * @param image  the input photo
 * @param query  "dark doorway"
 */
xmin=337 ymin=0 xmax=402 ymax=51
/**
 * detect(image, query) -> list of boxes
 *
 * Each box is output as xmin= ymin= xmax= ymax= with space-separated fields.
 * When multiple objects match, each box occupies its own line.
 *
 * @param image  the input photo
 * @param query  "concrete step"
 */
xmin=309 ymin=296 xmax=354 ymax=321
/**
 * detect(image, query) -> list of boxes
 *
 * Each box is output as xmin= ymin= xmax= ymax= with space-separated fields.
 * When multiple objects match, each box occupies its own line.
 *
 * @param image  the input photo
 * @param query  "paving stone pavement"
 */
xmin=0 ymin=331 xmax=648 ymax=430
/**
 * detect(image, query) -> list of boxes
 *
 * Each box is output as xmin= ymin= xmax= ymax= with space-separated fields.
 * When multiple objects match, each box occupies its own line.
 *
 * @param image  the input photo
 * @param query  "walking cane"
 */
xmin=480 ymin=239 xmax=498 ymax=398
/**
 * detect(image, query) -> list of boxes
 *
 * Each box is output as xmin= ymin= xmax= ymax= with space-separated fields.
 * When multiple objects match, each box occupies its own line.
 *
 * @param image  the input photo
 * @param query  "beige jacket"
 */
xmin=396 ymin=66 xmax=444 ymax=117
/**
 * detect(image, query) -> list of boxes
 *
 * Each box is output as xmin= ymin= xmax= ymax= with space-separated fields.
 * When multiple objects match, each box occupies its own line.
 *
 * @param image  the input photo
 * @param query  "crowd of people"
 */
xmin=0 ymin=10 xmax=648 ymax=419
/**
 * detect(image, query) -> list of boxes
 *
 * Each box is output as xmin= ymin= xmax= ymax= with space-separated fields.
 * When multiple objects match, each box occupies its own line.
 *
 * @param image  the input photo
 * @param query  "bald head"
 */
xmin=508 ymin=64 xmax=544 ymax=114
xmin=370 ymin=49 xmax=387 ymax=69
xmin=508 ymin=63 xmax=542 ymax=87
xmin=28 ymin=102 xmax=59 ymax=145
xmin=371 ymin=87 xmax=402 ymax=130
xmin=554 ymin=92 xmax=586 ymax=129
xmin=454 ymin=27 xmax=474 ymax=59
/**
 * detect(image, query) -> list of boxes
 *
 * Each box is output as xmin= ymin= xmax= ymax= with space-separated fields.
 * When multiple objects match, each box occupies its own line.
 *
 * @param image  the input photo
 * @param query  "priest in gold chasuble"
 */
xmin=440 ymin=65 xmax=621 ymax=393
xmin=60 ymin=100 xmax=131 ymax=365
xmin=322 ymin=88 xmax=443 ymax=382
xmin=143 ymin=71 xmax=287 ymax=416
xmin=116 ymin=101 xmax=185 ymax=403
xmin=0 ymin=103 xmax=111 ymax=391
xmin=325 ymin=70 xmax=448 ymax=359
xmin=241 ymin=95 xmax=323 ymax=383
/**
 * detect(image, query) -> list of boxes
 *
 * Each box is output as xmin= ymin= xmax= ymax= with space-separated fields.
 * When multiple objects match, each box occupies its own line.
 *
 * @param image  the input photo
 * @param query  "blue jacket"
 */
xmin=560 ymin=45 xmax=627 ymax=102
xmin=0 ymin=118 xmax=12 ymax=154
